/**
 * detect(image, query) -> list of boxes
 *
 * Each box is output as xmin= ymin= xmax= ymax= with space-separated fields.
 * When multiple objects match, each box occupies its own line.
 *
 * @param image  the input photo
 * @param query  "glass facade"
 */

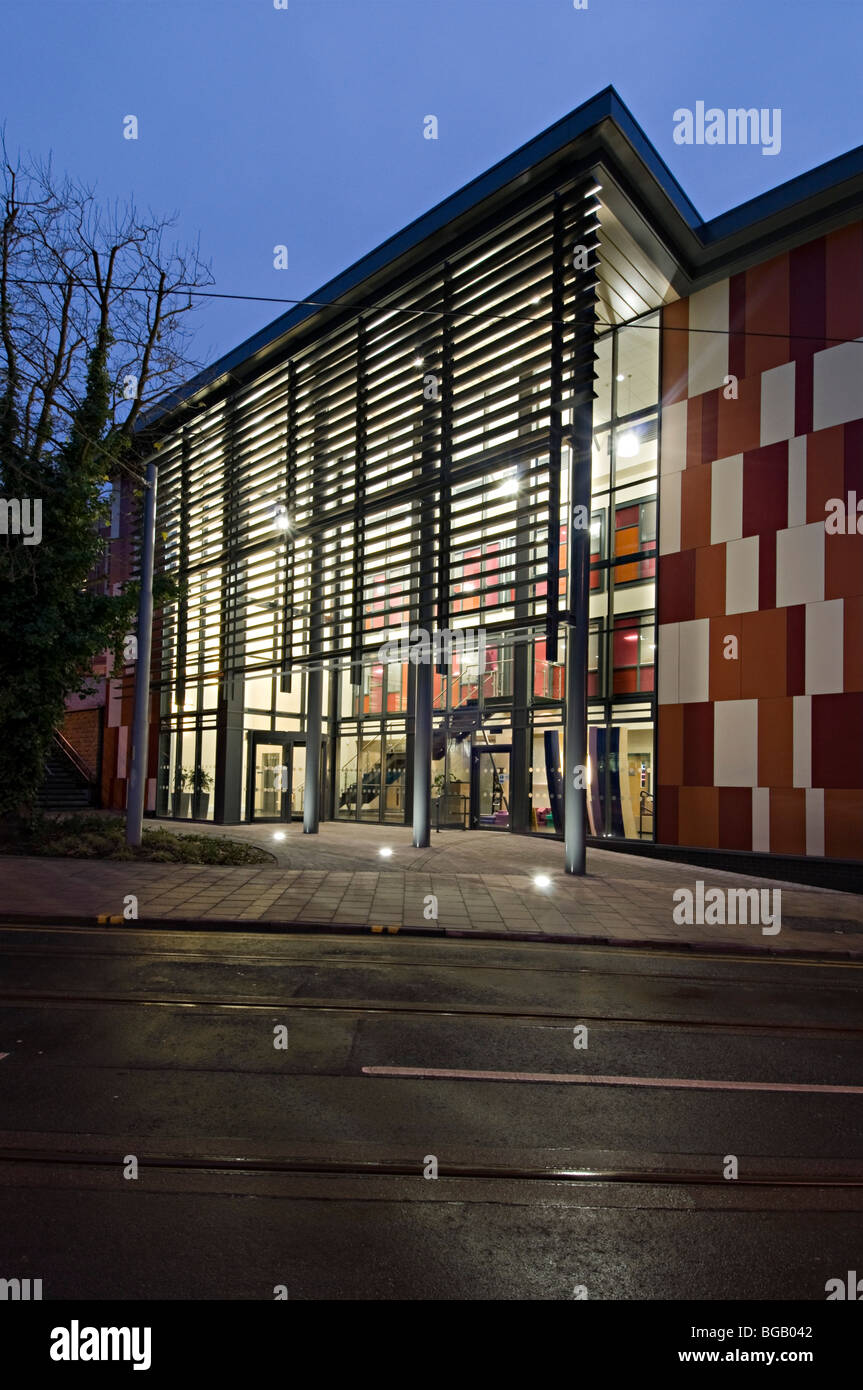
xmin=148 ymin=182 xmax=659 ymax=842
xmin=586 ymin=311 xmax=659 ymax=838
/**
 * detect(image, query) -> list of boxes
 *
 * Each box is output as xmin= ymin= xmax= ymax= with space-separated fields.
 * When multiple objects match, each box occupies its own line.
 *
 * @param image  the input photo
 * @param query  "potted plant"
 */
xmin=179 ymin=766 xmax=213 ymax=819
xmin=178 ymin=768 xmax=195 ymax=819
xmin=433 ymin=770 xmax=458 ymax=796
xmin=191 ymin=766 xmax=213 ymax=820
xmin=432 ymin=772 xmax=463 ymax=826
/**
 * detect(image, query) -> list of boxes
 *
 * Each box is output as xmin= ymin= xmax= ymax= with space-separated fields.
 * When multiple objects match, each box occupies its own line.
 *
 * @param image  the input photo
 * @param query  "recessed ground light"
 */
xmin=380 ymin=846 xmax=393 ymax=858
xmin=273 ymin=831 xmax=286 ymax=841
xmin=534 ymin=874 xmax=551 ymax=889
xmin=616 ymin=373 xmax=625 ymax=382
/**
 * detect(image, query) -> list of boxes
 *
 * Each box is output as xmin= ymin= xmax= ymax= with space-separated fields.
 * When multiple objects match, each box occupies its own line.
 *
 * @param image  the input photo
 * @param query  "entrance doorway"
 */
xmin=336 ymin=732 xmax=407 ymax=824
xmin=247 ymin=733 xmax=317 ymax=823
xmin=470 ymin=745 xmax=512 ymax=829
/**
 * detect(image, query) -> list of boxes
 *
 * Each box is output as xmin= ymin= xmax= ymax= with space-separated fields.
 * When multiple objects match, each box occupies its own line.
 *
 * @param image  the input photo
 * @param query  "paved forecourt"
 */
xmin=0 ymin=823 xmax=860 ymax=955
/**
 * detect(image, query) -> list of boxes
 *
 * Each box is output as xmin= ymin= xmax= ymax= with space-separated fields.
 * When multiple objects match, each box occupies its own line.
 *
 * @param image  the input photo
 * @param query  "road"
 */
xmin=0 ymin=923 xmax=861 ymax=1299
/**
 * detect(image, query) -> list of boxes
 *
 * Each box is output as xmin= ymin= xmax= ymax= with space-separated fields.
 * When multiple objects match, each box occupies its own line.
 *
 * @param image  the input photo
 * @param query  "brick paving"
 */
xmin=0 ymin=821 xmax=861 ymax=955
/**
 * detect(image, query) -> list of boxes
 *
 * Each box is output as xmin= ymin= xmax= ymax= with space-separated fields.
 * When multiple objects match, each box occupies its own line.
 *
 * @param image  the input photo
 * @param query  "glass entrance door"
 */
xmin=470 ymin=745 xmax=512 ymax=829
xmin=253 ymin=741 xmax=288 ymax=821
xmin=383 ymin=736 xmax=407 ymax=822
xmin=289 ymin=741 xmax=306 ymax=820
xmin=248 ymin=734 xmax=316 ymax=822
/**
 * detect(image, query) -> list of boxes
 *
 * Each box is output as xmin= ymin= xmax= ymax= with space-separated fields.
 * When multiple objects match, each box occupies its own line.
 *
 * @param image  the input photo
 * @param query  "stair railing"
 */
xmin=52 ymin=730 xmax=97 ymax=785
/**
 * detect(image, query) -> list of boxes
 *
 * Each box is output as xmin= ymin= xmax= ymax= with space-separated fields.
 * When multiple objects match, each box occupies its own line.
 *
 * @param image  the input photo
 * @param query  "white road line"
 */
xmin=362 ymin=1065 xmax=863 ymax=1095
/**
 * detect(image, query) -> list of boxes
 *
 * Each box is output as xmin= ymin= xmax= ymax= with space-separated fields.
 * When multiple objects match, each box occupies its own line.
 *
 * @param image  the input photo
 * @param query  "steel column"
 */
xmin=303 ymin=664 xmax=323 ymax=834
xmin=125 ymin=458 xmax=158 ymax=846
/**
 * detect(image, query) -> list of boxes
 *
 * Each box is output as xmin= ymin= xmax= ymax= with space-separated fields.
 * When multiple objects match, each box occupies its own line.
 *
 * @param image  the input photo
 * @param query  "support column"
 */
xmin=510 ymin=639 xmax=529 ymax=832
xmin=214 ymin=687 xmax=244 ymax=824
xmin=214 ymin=400 xmax=245 ymax=825
xmin=412 ymin=657 xmax=432 ymax=847
xmin=564 ymin=180 xmax=600 ymax=874
xmin=126 ymin=458 xmax=158 ymax=846
xmin=564 ymin=447 xmax=590 ymax=873
xmin=303 ymin=665 xmax=323 ymax=834
xmin=305 ymin=392 xmax=327 ymax=833
xmin=411 ymin=282 xmax=446 ymax=850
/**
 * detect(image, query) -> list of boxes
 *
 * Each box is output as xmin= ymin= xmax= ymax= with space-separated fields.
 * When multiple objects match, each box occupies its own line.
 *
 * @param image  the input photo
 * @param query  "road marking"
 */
xmin=362 ymin=1065 xmax=863 ymax=1095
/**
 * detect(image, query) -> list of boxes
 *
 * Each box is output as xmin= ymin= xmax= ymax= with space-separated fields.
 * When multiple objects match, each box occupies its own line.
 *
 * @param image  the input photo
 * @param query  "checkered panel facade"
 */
xmin=657 ymin=223 xmax=863 ymax=859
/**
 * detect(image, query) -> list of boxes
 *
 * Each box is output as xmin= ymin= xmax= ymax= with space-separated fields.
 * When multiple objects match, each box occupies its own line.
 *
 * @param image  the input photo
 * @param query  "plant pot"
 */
xmin=179 ymin=792 xmax=193 ymax=819
xmin=194 ymin=793 xmax=210 ymax=820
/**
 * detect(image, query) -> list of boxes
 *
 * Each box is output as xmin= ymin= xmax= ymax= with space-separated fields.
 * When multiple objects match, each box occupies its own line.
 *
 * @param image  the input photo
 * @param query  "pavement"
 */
xmin=1 ymin=820 xmax=862 ymax=956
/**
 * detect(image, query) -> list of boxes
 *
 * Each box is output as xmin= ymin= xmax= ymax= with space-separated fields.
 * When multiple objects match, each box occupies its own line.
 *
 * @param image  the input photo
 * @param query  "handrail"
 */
xmin=53 ymin=729 xmax=97 ymax=785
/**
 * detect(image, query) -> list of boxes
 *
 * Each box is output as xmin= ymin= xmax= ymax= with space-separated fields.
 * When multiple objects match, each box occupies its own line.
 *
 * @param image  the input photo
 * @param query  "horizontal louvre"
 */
xmin=153 ymin=179 xmax=600 ymax=704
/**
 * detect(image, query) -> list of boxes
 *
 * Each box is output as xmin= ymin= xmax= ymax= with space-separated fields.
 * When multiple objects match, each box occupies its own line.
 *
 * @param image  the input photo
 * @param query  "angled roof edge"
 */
xmin=141 ymin=86 xmax=863 ymax=431
xmin=701 ymin=141 xmax=863 ymax=242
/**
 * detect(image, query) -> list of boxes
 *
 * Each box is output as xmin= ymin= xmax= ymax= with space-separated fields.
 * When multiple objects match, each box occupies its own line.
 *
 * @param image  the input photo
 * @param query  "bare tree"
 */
xmin=0 ymin=136 xmax=213 ymax=818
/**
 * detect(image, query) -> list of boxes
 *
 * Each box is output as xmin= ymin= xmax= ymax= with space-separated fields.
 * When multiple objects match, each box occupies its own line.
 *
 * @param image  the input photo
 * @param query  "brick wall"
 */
xmin=60 ymin=708 xmax=101 ymax=781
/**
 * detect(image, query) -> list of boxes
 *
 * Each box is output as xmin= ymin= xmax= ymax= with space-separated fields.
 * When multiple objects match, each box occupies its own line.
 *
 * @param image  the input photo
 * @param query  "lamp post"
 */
xmin=125 ymin=455 xmax=158 ymax=847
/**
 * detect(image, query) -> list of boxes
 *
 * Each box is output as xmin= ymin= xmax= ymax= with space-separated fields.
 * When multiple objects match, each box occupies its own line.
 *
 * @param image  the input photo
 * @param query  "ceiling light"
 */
xmin=273 ymin=505 xmax=291 ymax=530
xmin=413 ymin=356 xmax=424 ymax=368
xmin=616 ymin=373 xmax=625 ymax=382
xmin=498 ymin=476 xmax=520 ymax=496
xmin=616 ymin=431 xmax=639 ymax=458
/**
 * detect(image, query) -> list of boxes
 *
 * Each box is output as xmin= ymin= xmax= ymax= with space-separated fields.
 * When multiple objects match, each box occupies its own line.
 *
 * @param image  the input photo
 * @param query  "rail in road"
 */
xmin=2 ymin=923 xmax=862 ymax=1300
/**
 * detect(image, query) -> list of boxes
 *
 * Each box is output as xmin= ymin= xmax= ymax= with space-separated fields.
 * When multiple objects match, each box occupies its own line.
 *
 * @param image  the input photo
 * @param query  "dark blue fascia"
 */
xmin=141 ymin=86 xmax=863 ymax=429
xmin=701 ymin=141 xmax=863 ymax=243
xmin=141 ymin=87 xmax=703 ymax=427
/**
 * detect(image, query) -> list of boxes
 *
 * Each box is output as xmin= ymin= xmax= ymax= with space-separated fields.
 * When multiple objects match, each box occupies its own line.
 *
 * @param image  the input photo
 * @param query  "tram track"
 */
xmin=2 ymin=1140 xmax=862 ymax=1189
xmin=1 ymin=986 xmax=862 ymax=1040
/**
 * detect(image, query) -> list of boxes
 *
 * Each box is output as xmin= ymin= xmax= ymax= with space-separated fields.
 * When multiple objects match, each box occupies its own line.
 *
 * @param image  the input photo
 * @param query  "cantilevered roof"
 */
xmin=143 ymin=85 xmax=863 ymax=430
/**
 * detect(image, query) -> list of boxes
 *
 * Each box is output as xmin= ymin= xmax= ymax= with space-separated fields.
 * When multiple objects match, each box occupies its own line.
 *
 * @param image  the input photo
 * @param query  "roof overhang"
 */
xmin=141 ymin=86 xmax=863 ymax=432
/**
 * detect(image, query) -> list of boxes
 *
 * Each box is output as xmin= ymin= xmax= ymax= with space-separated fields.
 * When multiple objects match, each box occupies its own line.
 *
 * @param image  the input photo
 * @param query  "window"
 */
xmin=613 ymin=499 xmax=656 ymax=585
xmin=612 ymin=614 xmax=655 ymax=694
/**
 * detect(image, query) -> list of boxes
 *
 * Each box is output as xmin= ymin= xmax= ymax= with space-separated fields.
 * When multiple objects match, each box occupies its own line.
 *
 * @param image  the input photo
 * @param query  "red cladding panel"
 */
xmin=743 ymin=443 xmax=788 ymax=537
xmin=785 ymin=605 xmax=806 ymax=697
xmin=658 ymin=549 xmax=695 ymax=625
xmin=656 ymin=784 xmax=679 ymax=844
xmin=812 ymin=693 xmax=863 ymax=789
xmin=718 ymin=786 xmax=753 ymax=851
xmin=683 ymin=702 xmax=714 ymax=786
xmin=728 ymin=272 xmax=747 ymax=381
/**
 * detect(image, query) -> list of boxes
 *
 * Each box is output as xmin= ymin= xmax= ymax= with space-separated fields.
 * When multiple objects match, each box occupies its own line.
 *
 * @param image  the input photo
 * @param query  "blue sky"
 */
xmin=3 ymin=0 xmax=862 ymax=367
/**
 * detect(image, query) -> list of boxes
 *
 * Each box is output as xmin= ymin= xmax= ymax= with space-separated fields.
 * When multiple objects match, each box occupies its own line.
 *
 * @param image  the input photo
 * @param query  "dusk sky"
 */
xmin=4 ymin=0 xmax=862 ymax=370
